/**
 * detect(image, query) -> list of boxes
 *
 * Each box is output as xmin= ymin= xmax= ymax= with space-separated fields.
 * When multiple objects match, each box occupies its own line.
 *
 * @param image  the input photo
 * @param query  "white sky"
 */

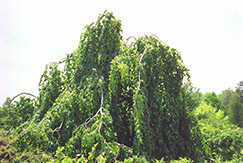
xmin=0 ymin=0 xmax=243 ymax=105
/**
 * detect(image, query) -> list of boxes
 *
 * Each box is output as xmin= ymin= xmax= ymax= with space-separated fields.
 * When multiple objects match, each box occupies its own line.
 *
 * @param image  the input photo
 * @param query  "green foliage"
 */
xmin=121 ymin=155 xmax=148 ymax=163
xmin=14 ymin=120 xmax=59 ymax=152
xmin=65 ymin=107 xmax=132 ymax=162
xmin=10 ymin=148 xmax=54 ymax=163
xmin=200 ymin=124 xmax=243 ymax=161
xmin=228 ymin=92 xmax=243 ymax=127
xmin=109 ymin=36 xmax=204 ymax=161
xmin=5 ymin=96 xmax=36 ymax=129
xmin=218 ymin=88 xmax=243 ymax=127
xmin=194 ymin=102 xmax=230 ymax=128
xmin=5 ymin=11 xmax=207 ymax=162
xmin=71 ymin=10 xmax=122 ymax=90
xmin=235 ymin=80 xmax=243 ymax=102
xmin=35 ymin=64 xmax=63 ymax=122
xmin=117 ymin=156 xmax=192 ymax=163
xmin=195 ymin=102 xmax=243 ymax=161
xmin=0 ymin=97 xmax=11 ymax=118
xmin=50 ymin=146 xmax=88 ymax=163
xmin=169 ymin=157 xmax=193 ymax=163
xmin=203 ymin=92 xmax=225 ymax=111
xmin=182 ymin=82 xmax=202 ymax=110
xmin=13 ymin=11 xmax=125 ymax=160
xmin=219 ymin=89 xmax=233 ymax=109
xmin=0 ymin=136 xmax=54 ymax=163
xmin=0 ymin=97 xmax=11 ymax=132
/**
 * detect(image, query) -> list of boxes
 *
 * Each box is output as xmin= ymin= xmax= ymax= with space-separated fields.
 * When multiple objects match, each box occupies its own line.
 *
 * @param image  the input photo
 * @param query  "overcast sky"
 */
xmin=0 ymin=0 xmax=243 ymax=105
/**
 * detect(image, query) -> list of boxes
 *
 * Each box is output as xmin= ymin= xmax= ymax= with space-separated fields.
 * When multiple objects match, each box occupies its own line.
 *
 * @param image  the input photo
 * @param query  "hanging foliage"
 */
xmin=109 ymin=36 xmax=204 ymax=161
xmin=34 ymin=64 xmax=64 ymax=122
xmin=9 ymin=11 xmax=206 ymax=162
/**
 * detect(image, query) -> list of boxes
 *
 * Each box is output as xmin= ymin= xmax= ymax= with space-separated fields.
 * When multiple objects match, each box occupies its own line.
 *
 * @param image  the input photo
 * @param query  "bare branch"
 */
xmin=76 ymin=68 xmax=105 ymax=130
xmin=115 ymin=142 xmax=132 ymax=151
xmin=138 ymin=48 xmax=147 ymax=89
xmin=151 ymin=34 xmax=168 ymax=46
xmin=40 ymin=57 xmax=66 ymax=82
xmin=8 ymin=92 xmax=37 ymax=108
xmin=80 ymin=107 xmax=104 ymax=129
xmin=45 ymin=57 xmax=66 ymax=70
xmin=95 ymin=10 xmax=108 ymax=25
xmin=92 ymin=68 xmax=104 ymax=107
xmin=98 ymin=122 xmax=103 ymax=134
xmin=53 ymin=119 xmax=64 ymax=139
xmin=126 ymin=36 xmax=137 ymax=42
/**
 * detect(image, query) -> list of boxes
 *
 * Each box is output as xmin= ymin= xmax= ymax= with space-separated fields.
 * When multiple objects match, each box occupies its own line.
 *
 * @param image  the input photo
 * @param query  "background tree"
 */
xmin=194 ymin=101 xmax=243 ymax=161
xmin=203 ymin=92 xmax=225 ymax=111
xmin=0 ymin=97 xmax=11 ymax=129
xmin=235 ymin=80 xmax=243 ymax=102
xmin=194 ymin=102 xmax=229 ymax=128
xmin=3 ymin=96 xmax=36 ymax=129
xmin=182 ymin=81 xmax=202 ymax=110
xmin=228 ymin=92 xmax=243 ymax=127
xmin=219 ymin=89 xmax=233 ymax=109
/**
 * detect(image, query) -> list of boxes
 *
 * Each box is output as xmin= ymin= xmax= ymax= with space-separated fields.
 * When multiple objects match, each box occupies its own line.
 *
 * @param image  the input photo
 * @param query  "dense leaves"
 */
xmin=228 ymin=92 xmax=243 ymax=127
xmin=195 ymin=102 xmax=243 ymax=161
xmin=34 ymin=64 xmax=64 ymax=122
xmin=203 ymin=92 xmax=225 ymax=111
xmin=5 ymin=97 xmax=36 ymax=129
xmin=201 ymin=124 xmax=243 ymax=161
xmin=4 ymin=11 xmax=237 ymax=162
xmin=109 ymin=36 xmax=204 ymax=161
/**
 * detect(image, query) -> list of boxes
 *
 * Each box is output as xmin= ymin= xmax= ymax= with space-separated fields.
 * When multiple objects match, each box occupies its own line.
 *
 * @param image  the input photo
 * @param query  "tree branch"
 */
xmin=45 ymin=57 xmax=66 ymax=70
xmin=138 ymin=48 xmax=147 ymax=89
xmin=151 ymin=34 xmax=167 ymax=46
xmin=8 ymin=92 xmax=37 ymax=108
xmin=125 ymin=36 xmax=137 ymax=44
xmin=53 ymin=119 xmax=64 ymax=140
xmin=80 ymin=107 xmax=104 ymax=129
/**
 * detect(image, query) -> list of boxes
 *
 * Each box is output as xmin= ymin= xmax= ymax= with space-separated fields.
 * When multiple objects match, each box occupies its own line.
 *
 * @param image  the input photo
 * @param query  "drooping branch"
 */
xmin=45 ymin=57 xmax=66 ymax=70
xmin=113 ymin=141 xmax=132 ymax=161
xmin=75 ymin=68 xmax=105 ymax=130
xmin=95 ymin=10 xmax=108 ymax=25
xmin=92 ymin=68 xmax=104 ymax=107
xmin=125 ymin=36 xmax=137 ymax=44
xmin=53 ymin=119 xmax=64 ymax=139
xmin=151 ymin=34 xmax=167 ymax=46
xmin=39 ymin=57 xmax=66 ymax=85
xmin=137 ymin=48 xmax=147 ymax=89
xmin=80 ymin=107 xmax=104 ymax=129
xmin=136 ymin=35 xmax=166 ymax=90
xmin=8 ymin=92 xmax=37 ymax=108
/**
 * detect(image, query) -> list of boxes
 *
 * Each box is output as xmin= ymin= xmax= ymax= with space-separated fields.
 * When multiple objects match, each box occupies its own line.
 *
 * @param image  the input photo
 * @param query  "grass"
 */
xmin=0 ymin=132 xmax=54 ymax=162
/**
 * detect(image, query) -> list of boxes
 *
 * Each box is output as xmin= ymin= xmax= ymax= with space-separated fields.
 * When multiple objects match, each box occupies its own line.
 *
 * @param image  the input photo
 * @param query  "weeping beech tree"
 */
xmin=11 ymin=11 xmax=206 ymax=162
